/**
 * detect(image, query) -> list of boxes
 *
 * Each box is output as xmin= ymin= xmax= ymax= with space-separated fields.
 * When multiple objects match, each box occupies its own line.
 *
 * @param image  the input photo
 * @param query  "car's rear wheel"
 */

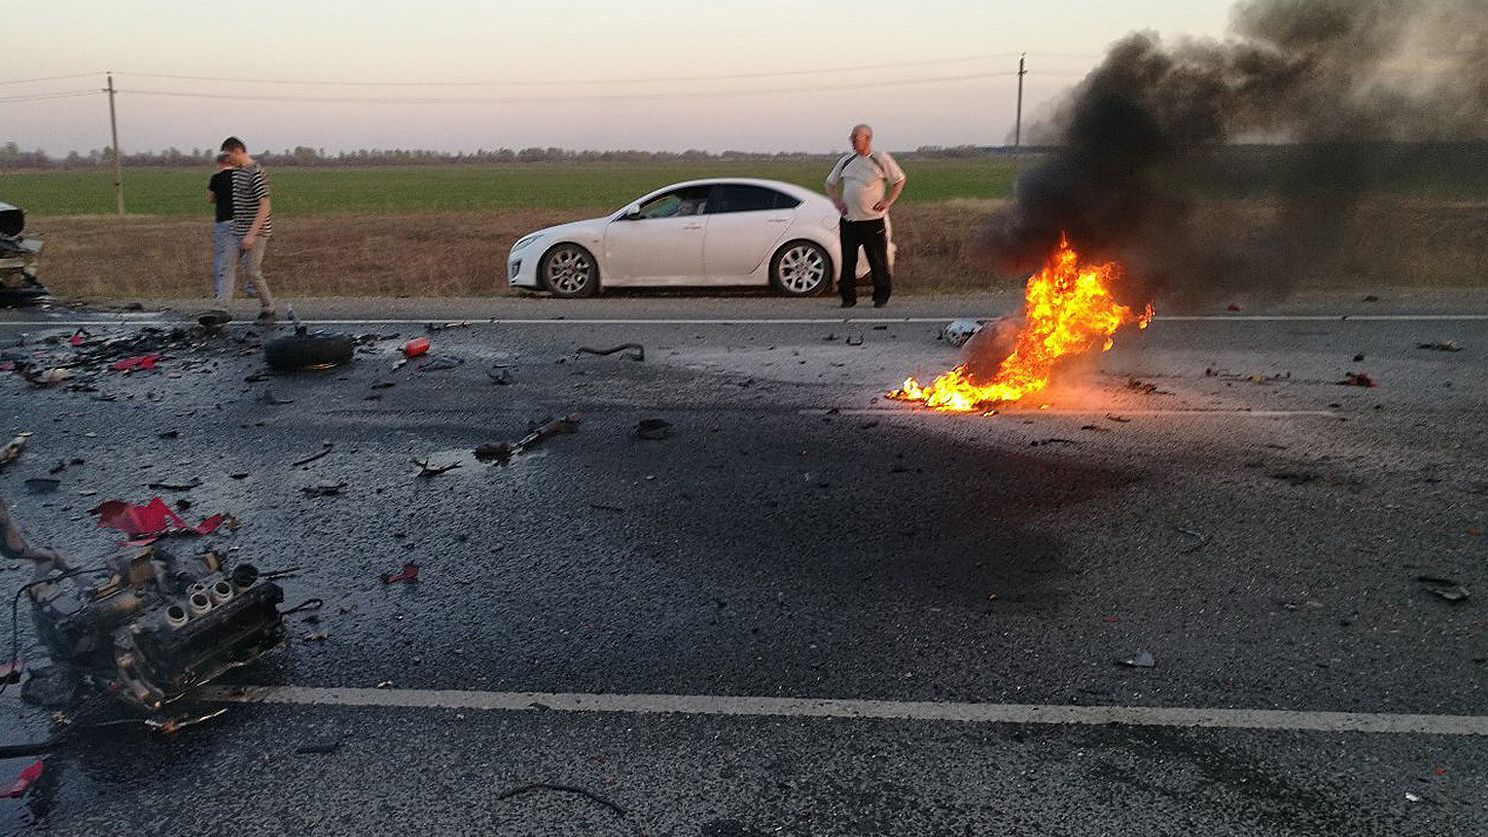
xmin=539 ymin=244 xmax=599 ymax=298
xmin=770 ymin=240 xmax=832 ymax=297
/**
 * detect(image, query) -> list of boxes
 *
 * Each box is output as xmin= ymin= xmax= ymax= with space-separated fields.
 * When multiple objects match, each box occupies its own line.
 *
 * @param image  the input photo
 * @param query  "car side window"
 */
xmin=711 ymin=185 xmax=801 ymax=214
xmin=635 ymin=186 xmax=711 ymax=220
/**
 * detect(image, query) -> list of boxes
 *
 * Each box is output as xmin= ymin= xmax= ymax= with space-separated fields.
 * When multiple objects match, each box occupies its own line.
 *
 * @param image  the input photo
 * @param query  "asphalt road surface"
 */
xmin=0 ymin=291 xmax=1484 ymax=835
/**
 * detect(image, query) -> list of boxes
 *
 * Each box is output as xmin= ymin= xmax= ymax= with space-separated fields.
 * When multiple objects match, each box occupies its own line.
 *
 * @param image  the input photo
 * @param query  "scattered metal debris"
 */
xmin=1418 ymin=576 xmax=1470 ymax=603
xmin=412 ymin=458 xmax=462 ymax=477
xmin=577 ymin=343 xmax=644 ymax=361
xmin=476 ymin=414 xmax=582 ymax=463
xmin=145 ymin=478 xmax=203 ymax=492
xmin=292 ymin=441 xmax=335 ymax=467
xmin=425 ymin=321 xmax=472 ymax=332
xmin=942 ymin=319 xmax=987 ymax=347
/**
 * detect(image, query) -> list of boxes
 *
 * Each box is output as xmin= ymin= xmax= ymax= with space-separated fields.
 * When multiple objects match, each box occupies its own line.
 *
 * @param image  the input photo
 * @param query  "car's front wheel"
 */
xmin=539 ymin=244 xmax=599 ymax=298
xmin=770 ymin=240 xmax=832 ymax=297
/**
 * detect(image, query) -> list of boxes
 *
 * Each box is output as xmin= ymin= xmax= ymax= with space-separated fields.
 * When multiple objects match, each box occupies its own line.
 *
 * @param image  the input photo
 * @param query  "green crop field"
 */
xmin=0 ymin=159 xmax=1021 ymax=218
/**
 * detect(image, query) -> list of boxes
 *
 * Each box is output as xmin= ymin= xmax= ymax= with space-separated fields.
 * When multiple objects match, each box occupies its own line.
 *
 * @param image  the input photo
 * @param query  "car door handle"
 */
xmin=682 ymin=223 xmax=703 ymax=230
xmin=766 ymin=217 xmax=790 ymax=223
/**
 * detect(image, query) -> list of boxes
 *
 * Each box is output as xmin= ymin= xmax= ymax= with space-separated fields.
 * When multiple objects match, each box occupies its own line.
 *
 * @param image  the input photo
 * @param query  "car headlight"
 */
xmin=511 ymin=233 xmax=542 ymax=252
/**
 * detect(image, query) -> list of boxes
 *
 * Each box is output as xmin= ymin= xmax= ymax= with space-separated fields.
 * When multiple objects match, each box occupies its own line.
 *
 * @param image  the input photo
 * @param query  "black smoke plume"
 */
xmin=979 ymin=0 xmax=1488 ymax=307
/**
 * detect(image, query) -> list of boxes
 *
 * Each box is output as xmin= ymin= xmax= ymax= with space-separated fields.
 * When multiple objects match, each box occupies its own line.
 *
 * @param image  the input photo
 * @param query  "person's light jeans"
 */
xmin=211 ymin=220 xmax=235 ymax=298
xmin=217 ymin=235 xmax=275 ymax=311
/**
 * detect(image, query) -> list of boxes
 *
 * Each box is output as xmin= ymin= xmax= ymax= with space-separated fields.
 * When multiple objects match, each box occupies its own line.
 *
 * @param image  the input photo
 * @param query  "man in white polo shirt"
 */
xmin=825 ymin=123 xmax=906 ymax=308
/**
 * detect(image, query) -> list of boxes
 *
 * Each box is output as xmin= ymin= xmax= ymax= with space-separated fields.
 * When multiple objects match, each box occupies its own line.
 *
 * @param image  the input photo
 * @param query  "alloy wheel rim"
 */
xmin=547 ymin=249 xmax=592 ymax=294
xmin=779 ymin=246 xmax=825 ymax=293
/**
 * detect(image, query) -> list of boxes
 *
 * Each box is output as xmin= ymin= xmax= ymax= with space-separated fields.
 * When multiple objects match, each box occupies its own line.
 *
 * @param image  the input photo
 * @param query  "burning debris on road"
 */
xmin=890 ymin=237 xmax=1151 ymax=411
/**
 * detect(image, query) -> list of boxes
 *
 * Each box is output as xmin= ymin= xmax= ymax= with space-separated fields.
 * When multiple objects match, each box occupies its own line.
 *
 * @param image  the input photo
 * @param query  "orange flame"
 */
xmin=889 ymin=235 xmax=1151 ymax=412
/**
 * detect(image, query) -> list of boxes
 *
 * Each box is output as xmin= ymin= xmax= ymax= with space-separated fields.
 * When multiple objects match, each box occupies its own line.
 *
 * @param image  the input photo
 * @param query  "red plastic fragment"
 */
xmin=89 ymin=497 xmax=226 ymax=545
xmin=2 ymin=761 xmax=44 ymax=799
xmin=69 ymin=331 xmax=84 ymax=347
xmin=109 ymin=354 xmax=160 ymax=373
xmin=403 ymin=338 xmax=430 ymax=358
xmin=380 ymin=561 xmax=420 ymax=584
xmin=1226 ymin=303 xmax=1242 ymax=312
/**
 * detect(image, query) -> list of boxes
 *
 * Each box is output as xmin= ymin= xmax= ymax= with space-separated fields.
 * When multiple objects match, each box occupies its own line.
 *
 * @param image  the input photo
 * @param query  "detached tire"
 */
xmin=264 ymin=332 xmax=355 ymax=371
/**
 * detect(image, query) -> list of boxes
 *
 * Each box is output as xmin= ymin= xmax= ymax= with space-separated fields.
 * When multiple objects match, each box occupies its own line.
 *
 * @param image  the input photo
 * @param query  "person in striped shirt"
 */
xmin=215 ymin=137 xmax=277 ymax=322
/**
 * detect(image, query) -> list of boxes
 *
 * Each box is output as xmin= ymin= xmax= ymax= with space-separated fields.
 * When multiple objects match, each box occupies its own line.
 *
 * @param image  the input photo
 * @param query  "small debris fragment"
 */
xmin=576 ymin=343 xmax=644 ymax=361
xmin=1105 ymin=414 xmax=1131 ymax=423
xmin=1 ymin=760 xmax=44 ymax=799
xmin=23 ymin=477 xmax=60 ymax=494
xmin=145 ymin=478 xmax=203 ymax=491
xmin=380 ymin=561 xmax=420 ymax=584
xmin=487 ymin=367 xmax=515 ymax=385
xmin=402 ymin=337 xmax=431 ymax=358
xmin=261 ymin=388 xmax=294 ymax=405
xmin=1030 ymin=438 xmax=1080 ymax=447
xmin=109 ymin=354 xmax=160 ymax=373
xmin=635 ymin=418 xmax=671 ymax=440
xmin=1126 ymin=378 xmax=1158 ymax=395
xmin=302 ymin=481 xmax=348 ymax=498
xmin=1418 ymin=576 xmax=1470 ymax=603
xmin=413 ymin=458 xmax=461 ymax=477
xmin=295 ymin=739 xmax=341 ymax=754
xmin=845 ymin=334 xmax=865 ymax=346
xmin=0 ymin=435 xmax=28 ymax=467
xmin=1119 ymin=651 xmax=1156 ymax=668
xmin=1226 ymin=303 xmax=1242 ymax=312
xmin=301 ymin=631 xmax=328 ymax=642
xmin=1417 ymin=341 xmax=1462 ymax=352
xmin=1339 ymin=372 xmax=1376 ymax=388
xmin=292 ymin=441 xmax=335 ymax=467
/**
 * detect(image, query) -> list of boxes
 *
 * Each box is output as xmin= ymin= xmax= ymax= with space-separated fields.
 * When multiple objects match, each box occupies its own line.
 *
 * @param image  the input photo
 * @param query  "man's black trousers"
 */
xmin=838 ymin=218 xmax=891 ymax=305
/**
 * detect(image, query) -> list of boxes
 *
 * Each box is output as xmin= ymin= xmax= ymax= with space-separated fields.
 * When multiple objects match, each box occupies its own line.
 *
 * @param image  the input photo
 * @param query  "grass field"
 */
xmin=5 ymin=155 xmax=1486 ymax=299
xmin=1 ymin=159 xmax=1020 ymax=217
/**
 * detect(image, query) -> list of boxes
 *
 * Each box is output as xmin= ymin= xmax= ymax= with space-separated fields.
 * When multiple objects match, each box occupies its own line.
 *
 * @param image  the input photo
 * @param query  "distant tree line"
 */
xmin=0 ymin=141 xmax=1000 ymax=169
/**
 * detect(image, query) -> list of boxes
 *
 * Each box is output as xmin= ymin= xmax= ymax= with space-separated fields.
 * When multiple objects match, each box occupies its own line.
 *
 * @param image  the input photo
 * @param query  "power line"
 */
xmin=121 ymin=54 xmax=1026 ymax=88
xmin=0 ymin=72 xmax=105 ymax=87
xmin=0 ymin=90 xmax=103 ymax=104
xmin=122 ymin=72 xmax=1013 ymax=106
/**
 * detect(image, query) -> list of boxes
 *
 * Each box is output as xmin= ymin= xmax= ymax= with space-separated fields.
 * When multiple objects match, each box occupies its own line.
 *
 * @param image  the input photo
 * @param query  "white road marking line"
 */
xmin=194 ymin=685 xmax=1488 ymax=736
xmin=799 ymin=408 xmax=1341 ymax=418
xmin=0 ymin=313 xmax=1484 ymax=328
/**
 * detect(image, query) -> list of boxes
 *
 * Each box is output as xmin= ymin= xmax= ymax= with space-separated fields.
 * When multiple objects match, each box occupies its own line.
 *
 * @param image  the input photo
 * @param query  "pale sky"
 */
xmin=4 ymin=0 xmax=1238 ymax=155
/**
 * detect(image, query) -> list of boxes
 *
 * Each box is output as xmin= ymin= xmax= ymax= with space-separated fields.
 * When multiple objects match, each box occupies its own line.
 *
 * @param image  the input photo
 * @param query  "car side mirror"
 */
xmin=622 ymin=204 xmax=642 ymax=220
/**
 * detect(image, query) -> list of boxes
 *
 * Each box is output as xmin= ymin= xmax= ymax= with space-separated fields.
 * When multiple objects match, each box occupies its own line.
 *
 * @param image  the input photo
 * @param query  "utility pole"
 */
xmin=106 ymin=72 xmax=124 ymax=215
xmin=1014 ymin=53 xmax=1026 ymax=152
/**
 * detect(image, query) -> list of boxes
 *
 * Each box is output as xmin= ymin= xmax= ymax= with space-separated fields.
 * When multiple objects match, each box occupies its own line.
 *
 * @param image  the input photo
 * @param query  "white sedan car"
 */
xmin=507 ymin=177 xmax=889 ymax=298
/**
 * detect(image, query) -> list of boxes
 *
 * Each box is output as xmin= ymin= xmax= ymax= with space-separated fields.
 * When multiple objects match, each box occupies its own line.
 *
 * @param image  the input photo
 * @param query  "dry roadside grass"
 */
xmin=25 ymin=198 xmax=1488 ymax=300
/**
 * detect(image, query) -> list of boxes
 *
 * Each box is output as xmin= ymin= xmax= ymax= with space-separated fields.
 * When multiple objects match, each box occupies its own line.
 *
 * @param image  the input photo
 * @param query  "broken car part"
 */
xmin=264 ymin=328 xmax=355 ymax=371
xmin=576 ymin=343 xmax=644 ymax=362
xmin=0 ymin=202 xmax=49 ymax=303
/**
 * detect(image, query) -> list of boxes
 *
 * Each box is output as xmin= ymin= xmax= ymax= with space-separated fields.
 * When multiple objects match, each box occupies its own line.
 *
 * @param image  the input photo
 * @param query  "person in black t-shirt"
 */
xmin=207 ymin=153 xmax=239 ymax=298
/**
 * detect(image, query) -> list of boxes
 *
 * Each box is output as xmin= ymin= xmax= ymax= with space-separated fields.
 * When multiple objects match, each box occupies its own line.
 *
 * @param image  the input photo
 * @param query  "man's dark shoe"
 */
xmin=872 ymin=301 xmax=888 ymax=308
xmin=255 ymin=310 xmax=277 ymax=324
xmin=198 ymin=309 xmax=232 ymax=327
xmin=840 ymin=300 xmax=857 ymax=308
